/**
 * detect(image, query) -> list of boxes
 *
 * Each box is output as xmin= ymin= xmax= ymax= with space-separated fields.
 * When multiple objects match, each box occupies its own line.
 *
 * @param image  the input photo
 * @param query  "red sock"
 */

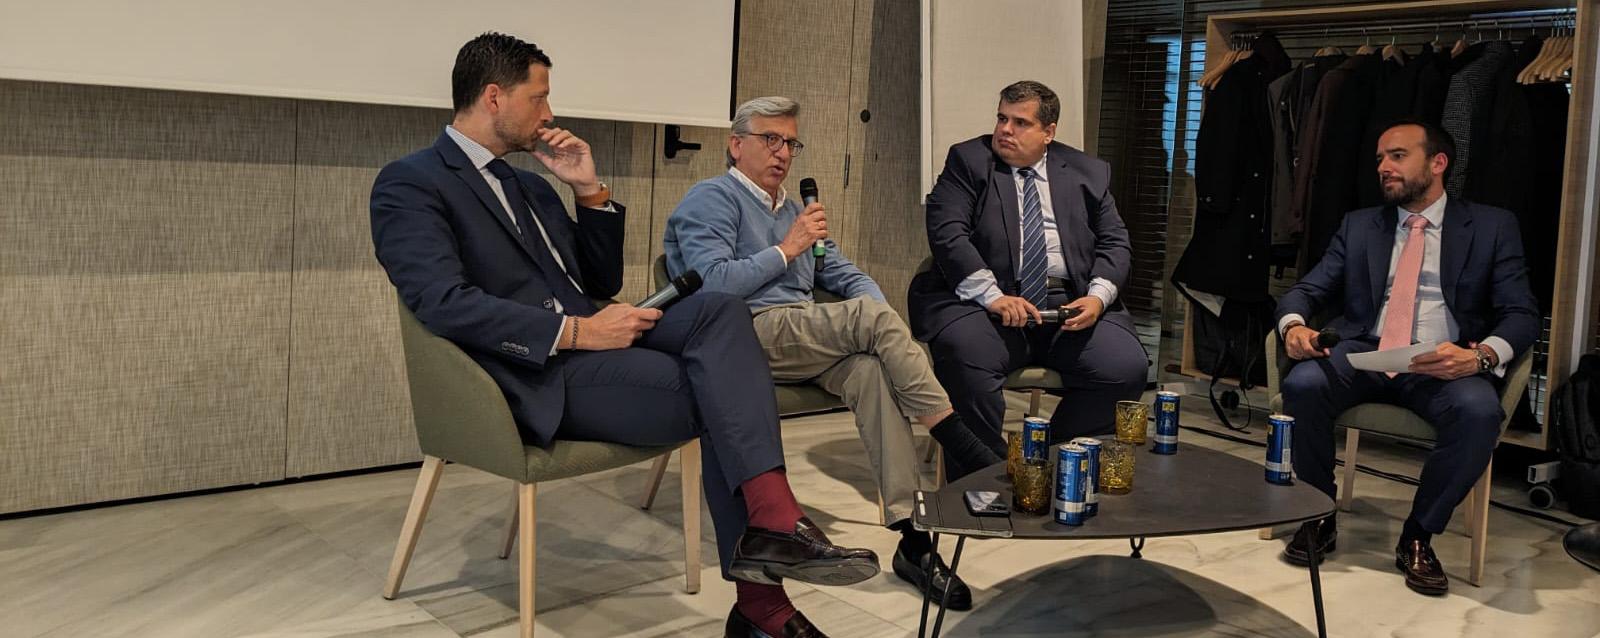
xmin=736 ymin=581 xmax=796 ymax=635
xmin=741 ymin=468 xmax=804 ymax=532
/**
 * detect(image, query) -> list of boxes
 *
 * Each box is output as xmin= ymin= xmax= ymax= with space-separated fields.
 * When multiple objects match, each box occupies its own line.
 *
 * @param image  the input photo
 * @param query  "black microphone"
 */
xmin=799 ymin=177 xmax=824 ymax=273
xmin=1316 ymin=328 xmax=1341 ymax=349
xmin=638 ymin=270 xmax=703 ymax=310
xmin=1024 ymin=306 xmax=1083 ymax=326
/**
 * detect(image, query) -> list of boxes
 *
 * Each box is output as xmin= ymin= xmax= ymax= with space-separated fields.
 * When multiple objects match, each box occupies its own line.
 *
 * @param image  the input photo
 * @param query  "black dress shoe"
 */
xmin=892 ymin=546 xmax=972 ymax=611
xmin=726 ymin=607 xmax=828 ymax=638
xmin=1395 ymin=539 xmax=1449 ymax=595
xmin=730 ymin=517 xmax=880 ymax=586
xmin=1282 ymin=519 xmax=1337 ymax=566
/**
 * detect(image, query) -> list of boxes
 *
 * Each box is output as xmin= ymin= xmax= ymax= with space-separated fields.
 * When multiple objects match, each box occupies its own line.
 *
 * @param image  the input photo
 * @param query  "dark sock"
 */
xmin=890 ymin=519 xmax=932 ymax=559
xmin=741 ymin=469 xmax=805 ymax=533
xmin=1401 ymin=517 xmax=1432 ymax=546
xmin=736 ymin=581 xmax=796 ymax=636
xmin=929 ymin=412 xmax=1003 ymax=476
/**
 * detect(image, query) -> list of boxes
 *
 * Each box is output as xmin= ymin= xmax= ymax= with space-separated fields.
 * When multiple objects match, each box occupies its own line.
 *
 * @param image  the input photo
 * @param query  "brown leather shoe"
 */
xmin=1395 ymin=539 xmax=1450 ymax=595
xmin=725 ymin=607 xmax=828 ymax=638
xmin=729 ymin=517 xmax=879 ymax=586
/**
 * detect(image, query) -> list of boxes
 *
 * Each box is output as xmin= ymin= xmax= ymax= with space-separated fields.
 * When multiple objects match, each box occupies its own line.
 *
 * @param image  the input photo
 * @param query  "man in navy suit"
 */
xmin=370 ymin=33 xmax=875 ymax=637
xmin=1276 ymin=119 xmax=1540 ymax=595
xmin=908 ymin=81 xmax=1148 ymax=462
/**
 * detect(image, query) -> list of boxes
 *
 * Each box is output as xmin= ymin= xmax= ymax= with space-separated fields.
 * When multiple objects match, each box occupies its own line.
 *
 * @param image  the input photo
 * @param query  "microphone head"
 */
xmin=1316 ymin=328 xmax=1341 ymax=349
xmin=799 ymin=177 xmax=818 ymax=202
xmin=672 ymin=269 xmax=703 ymax=295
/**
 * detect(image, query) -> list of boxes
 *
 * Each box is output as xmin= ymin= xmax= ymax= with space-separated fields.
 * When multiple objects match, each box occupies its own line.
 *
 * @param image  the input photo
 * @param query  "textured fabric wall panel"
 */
xmin=850 ymin=0 xmax=926 ymax=317
xmin=0 ymin=81 xmax=294 ymax=513
xmin=285 ymin=101 xmax=443 ymax=477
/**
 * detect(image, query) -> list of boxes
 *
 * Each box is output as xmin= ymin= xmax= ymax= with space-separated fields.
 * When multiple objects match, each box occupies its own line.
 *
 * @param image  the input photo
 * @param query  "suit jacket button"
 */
xmin=543 ymin=298 xmax=554 ymax=309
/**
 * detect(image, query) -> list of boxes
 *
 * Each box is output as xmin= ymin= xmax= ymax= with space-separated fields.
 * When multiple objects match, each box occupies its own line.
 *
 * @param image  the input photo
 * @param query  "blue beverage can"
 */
xmin=1068 ymin=437 xmax=1101 ymax=517
xmin=1023 ymin=417 xmax=1050 ymax=463
xmin=1153 ymin=391 xmax=1180 ymax=455
xmin=1054 ymin=444 xmax=1089 ymax=525
xmin=1266 ymin=414 xmax=1295 ymax=485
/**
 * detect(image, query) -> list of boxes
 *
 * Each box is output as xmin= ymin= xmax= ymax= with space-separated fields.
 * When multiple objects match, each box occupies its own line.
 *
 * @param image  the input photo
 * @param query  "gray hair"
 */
xmin=727 ymin=96 xmax=800 ymax=167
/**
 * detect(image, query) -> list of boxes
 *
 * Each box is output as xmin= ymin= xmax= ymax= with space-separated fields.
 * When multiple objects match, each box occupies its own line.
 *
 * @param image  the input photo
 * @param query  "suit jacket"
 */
xmin=370 ymin=132 xmax=625 ymax=446
xmin=1172 ymin=36 xmax=1290 ymax=302
xmin=1275 ymin=198 xmax=1540 ymax=358
xmin=907 ymin=135 xmax=1133 ymax=342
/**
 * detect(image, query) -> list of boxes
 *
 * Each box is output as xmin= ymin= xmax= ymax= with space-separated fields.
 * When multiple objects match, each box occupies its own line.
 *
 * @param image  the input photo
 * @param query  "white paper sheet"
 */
xmin=1347 ymin=342 xmax=1439 ymax=373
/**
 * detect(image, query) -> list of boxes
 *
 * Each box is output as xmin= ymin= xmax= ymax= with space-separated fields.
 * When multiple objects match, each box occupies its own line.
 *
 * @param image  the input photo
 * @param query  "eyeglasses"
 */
xmin=741 ymin=132 xmax=805 ymax=157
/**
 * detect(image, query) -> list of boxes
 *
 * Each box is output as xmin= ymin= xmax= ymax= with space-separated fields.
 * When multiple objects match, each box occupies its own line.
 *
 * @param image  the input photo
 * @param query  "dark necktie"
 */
xmin=485 ymin=159 xmax=593 ymax=315
xmin=1017 ymin=167 xmax=1049 ymax=309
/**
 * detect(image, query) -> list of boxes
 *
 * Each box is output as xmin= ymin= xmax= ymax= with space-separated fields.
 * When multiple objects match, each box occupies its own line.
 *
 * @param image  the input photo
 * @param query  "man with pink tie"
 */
xmin=1275 ymin=119 xmax=1540 ymax=595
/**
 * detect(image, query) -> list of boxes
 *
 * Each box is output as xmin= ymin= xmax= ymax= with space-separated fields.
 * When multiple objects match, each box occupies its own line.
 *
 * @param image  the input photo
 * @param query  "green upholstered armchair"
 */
xmin=383 ymin=299 xmax=702 ymax=638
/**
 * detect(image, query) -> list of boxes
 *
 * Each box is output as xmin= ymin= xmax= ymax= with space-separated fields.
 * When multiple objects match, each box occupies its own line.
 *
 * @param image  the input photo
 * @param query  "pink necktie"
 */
xmin=1379 ymin=214 xmax=1429 ymax=377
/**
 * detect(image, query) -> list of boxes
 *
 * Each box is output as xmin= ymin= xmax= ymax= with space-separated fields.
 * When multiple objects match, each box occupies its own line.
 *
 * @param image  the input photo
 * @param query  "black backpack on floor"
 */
xmin=1551 ymin=354 xmax=1600 ymax=519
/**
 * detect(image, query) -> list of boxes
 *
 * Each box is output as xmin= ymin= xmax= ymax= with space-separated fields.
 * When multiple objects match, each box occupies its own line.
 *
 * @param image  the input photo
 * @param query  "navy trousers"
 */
xmin=554 ymin=292 xmax=786 ymax=577
xmin=928 ymin=291 xmax=1148 ymax=448
xmin=1281 ymin=336 xmax=1504 ymax=533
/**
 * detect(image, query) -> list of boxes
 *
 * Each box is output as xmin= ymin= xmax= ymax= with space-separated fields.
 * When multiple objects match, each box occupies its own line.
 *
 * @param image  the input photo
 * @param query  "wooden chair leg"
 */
xmin=1339 ymin=429 xmax=1360 ymax=512
xmin=1468 ymin=459 xmax=1492 ymax=586
xmin=923 ymin=439 xmax=938 ymax=463
xmin=518 ymin=482 xmax=537 ymax=638
xmin=383 ymin=455 xmax=445 ymax=599
xmin=1258 ymin=523 xmax=1294 ymax=540
xmin=679 ymin=440 xmax=702 ymax=594
xmin=499 ymin=482 xmax=519 ymax=559
xmin=934 ymin=446 xmax=946 ymax=486
xmin=1029 ymin=389 xmax=1042 ymax=417
xmin=640 ymin=452 xmax=673 ymax=510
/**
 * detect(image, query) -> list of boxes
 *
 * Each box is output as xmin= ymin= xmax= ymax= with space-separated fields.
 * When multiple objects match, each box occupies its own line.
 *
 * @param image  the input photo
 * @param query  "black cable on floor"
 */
xmin=1174 ymin=421 xmax=1587 ymax=528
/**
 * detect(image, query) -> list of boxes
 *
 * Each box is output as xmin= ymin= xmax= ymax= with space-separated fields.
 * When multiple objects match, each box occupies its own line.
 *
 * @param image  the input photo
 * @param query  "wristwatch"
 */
xmin=1474 ymin=344 xmax=1495 ymax=373
xmin=576 ymin=181 xmax=611 ymax=208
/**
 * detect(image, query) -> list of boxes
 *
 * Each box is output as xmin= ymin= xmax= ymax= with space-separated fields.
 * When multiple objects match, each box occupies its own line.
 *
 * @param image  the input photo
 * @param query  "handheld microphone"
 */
xmin=1316 ymin=328 xmax=1341 ymax=350
xmin=799 ymin=177 xmax=824 ymax=273
xmin=637 ymin=270 xmax=703 ymax=310
xmin=1024 ymin=306 xmax=1084 ymax=326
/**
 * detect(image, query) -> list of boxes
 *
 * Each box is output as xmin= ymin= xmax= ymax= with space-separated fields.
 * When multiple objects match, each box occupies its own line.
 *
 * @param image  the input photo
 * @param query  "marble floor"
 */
xmin=2 ymin=390 xmax=1596 ymax=637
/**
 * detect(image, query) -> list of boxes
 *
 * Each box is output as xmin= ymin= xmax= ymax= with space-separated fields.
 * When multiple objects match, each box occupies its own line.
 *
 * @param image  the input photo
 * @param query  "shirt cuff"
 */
xmin=955 ymin=269 xmax=1004 ymax=308
xmin=549 ymin=315 xmax=570 ymax=356
xmin=1087 ymin=277 xmax=1118 ymax=308
xmin=769 ymin=245 xmax=789 ymax=265
xmin=1278 ymin=313 xmax=1306 ymax=340
xmin=1481 ymin=336 xmax=1514 ymax=378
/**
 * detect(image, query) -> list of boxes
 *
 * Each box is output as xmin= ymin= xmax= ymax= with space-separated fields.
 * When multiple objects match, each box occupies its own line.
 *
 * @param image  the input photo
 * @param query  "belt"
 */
xmin=1046 ymin=276 xmax=1069 ymax=290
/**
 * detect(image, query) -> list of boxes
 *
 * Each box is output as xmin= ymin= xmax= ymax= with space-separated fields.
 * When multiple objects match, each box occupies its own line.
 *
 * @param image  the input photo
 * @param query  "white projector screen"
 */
xmin=0 ymin=0 xmax=736 ymax=127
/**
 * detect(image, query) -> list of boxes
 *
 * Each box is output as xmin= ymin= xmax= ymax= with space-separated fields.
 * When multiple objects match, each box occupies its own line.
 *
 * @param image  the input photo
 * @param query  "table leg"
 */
xmin=1307 ymin=522 xmax=1328 ymax=638
xmin=917 ymin=532 xmax=939 ymax=638
xmin=1129 ymin=537 xmax=1145 ymax=559
xmin=929 ymin=536 xmax=967 ymax=638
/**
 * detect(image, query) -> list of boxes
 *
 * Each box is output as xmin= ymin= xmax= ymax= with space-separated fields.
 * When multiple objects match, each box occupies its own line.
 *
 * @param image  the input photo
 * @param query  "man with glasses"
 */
xmin=665 ymin=96 xmax=1002 ymax=612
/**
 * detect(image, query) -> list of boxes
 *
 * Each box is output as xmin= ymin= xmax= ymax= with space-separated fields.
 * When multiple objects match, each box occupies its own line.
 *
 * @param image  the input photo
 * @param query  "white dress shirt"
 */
xmin=445 ymin=125 xmax=613 ymax=355
xmin=954 ymin=152 xmax=1119 ymax=310
xmin=1279 ymin=194 xmax=1512 ymax=375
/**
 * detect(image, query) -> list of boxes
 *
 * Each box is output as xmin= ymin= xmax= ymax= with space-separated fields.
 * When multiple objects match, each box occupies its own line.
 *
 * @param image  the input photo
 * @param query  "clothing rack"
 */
xmin=1229 ymin=7 xmax=1576 ymax=40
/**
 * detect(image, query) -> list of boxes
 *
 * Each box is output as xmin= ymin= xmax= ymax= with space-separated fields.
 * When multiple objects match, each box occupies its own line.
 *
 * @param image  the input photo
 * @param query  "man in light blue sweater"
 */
xmin=666 ymin=97 xmax=1002 ymax=615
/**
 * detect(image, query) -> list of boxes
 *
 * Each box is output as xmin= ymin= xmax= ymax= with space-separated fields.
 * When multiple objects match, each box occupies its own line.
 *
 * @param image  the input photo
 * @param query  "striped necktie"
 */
xmin=1018 ymin=167 xmax=1049 ymax=309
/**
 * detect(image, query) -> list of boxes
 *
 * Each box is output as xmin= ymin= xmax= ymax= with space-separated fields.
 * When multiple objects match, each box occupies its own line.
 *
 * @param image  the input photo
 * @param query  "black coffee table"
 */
xmin=912 ymin=442 xmax=1335 ymax=638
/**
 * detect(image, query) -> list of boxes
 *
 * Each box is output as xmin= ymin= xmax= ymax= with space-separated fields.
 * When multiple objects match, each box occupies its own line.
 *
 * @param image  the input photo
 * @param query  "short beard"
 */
xmin=1380 ymin=173 xmax=1432 ymax=208
xmin=492 ymin=118 xmax=535 ymax=155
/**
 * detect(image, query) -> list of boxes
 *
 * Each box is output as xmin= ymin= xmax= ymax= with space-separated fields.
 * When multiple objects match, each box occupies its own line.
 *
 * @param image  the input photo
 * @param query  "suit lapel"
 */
xmin=433 ymin=134 xmax=543 ymax=268
xmin=1047 ymin=147 xmax=1081 ymax=281
xmin=992 ymin=155 xmax=1021 ymax=278
xmin=1439 ymin=198 xmax=1473 ymax=311
xmin=1368 ymin=206 xmax=1398 ymax=312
